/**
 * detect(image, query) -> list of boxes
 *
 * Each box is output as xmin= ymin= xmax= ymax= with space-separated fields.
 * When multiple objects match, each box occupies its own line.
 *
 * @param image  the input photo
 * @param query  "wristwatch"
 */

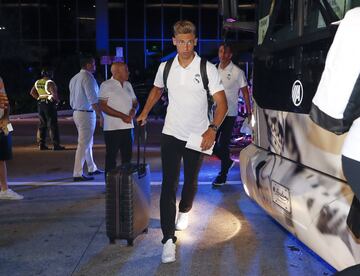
xmin=208 ymin=124 xmax=218 ymax=132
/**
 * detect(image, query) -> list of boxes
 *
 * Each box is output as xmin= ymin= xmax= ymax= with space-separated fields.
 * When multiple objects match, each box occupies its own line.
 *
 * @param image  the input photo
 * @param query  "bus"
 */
xmin=239 ymin=0 xmax=360 ymax=271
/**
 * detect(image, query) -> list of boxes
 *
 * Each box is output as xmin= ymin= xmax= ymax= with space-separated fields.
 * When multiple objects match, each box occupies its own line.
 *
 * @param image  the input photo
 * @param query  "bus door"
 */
xmin=252 ymin=0 xmax=354 ymax=153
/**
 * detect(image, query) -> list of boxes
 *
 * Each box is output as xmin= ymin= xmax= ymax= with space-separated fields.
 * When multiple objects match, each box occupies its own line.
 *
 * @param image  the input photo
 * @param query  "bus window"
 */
xmin=350 ymin=0 xmax=360 ymax=9
xmin=257 ymin=0 xmax=275 ymax=45
xmin=271 ymin=0 xmax=298 ymax=42
xmin=253 ymin=0 xmax=344 ymax=114
xmin=315 ymin=0 xmax=348 ymax=29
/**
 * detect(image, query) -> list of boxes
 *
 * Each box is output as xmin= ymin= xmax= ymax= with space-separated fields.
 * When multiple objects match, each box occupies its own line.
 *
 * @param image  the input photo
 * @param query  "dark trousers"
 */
xmin=342 ymin=155 xmax=360 ymax=199
xmin=103 ymin=129 xmax=133 ymax=175
xmin=38 ymin=101 xmax=60 ymax=146
xmin=213 ymin=116 xmax=236 ymax=176
xmin=0 ymin=132 xmax=12 ymax=161
xmin=342 ymin=155 xmax=360 ymax=238
xmin=160 ymin=134 xmax=203 ymax=243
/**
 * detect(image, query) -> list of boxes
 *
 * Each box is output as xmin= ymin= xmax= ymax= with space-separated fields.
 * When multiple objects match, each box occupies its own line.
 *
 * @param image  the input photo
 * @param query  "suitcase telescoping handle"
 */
xmin=136 ymin=123 xmax=147 ymax=168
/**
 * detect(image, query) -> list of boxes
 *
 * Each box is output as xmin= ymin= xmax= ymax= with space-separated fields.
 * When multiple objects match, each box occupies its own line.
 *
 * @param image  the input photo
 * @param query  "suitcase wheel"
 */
xmin=127 ymin=239 xmax=134 ymax=246
xmin=143 ymin=228 xmax=148 ymax=234
xmin=109 ymin=238 xmax=116 ymax=244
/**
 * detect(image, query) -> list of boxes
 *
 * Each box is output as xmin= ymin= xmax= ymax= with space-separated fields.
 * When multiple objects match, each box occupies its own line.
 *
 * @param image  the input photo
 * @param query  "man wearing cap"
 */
xmin=30 ymin=68 xmax=65 ymax=151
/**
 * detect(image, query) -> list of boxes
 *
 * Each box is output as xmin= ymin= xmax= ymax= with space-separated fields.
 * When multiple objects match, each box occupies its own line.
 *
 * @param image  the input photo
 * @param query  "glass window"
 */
xmin=146 ymin=7 xmax=161 ymax=38
xmin=127 ymin=42 xmax=144 ymax=64
xmin=163 ymin=8 xmax=181 ymax=37
xmin=40 ymin=0 xmax=58 ymax=39
xmin=323 ymin=0 xmax=347 ymax=18
xmin=303 ymin=0 xmax=360 ymax=33
xmin=126 ymin=42 xmax=145 ymax=81
xmin=79 ymin=19 xmax=95 ymax=39
xmin=162 ymin=41 xmax=176 ymax=59
xmin=21 ymin=2 xmax=39 ymax=39
xmin=60 ymin=41 xmax=77 ymax=55
xmin=40 ymin=41 xmax=59 ymax=61
xmin=165 ymin=0 xmax=180 ymax=3
xmin=79 ymin=40 xmax=96 ymax=55
xmin=200 ymin=41 xmax=220 ymax=61
xmin=181 ymin=8 xmax=199 ymax=32
xmin=316 ymin=0 xmax=360 ymax=27
xmin=348 ymin=0 xmax=360 ymax=9
xmin=109 ymin=5 xmax=125 ymax=39
xmin=59 ymin=0 xmax=76 ymax=39
xmin=181 ymin=0 xmax=197 ymax=5
xmin=145 ymin=41 xmax=162 ymax=72
xmin=0 ymin=2 xmax=20 ymax=38
xmin=253 ymin=0 xmax=341 ymax=114
xmin=204 ymin=0 xmax=218 ymax=4
xmin=127 ymin=2 xmax=144 ymax=38
xmin=270 ymin=0 xmax=298 ymax=42
xmin=200 ymin=8 xmax=218 ymax=39
xmin=78 ymin=0 xmax=95 ymax=39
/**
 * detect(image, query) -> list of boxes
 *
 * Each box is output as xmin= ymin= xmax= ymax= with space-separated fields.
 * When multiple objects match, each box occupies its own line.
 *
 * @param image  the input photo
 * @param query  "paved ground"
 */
xmin=0 ymin=116 xmax=336 ymax=276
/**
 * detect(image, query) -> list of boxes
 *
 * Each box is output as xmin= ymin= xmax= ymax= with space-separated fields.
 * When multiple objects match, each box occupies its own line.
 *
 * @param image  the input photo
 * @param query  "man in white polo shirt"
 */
xmin=212 ymin=43 xmax=252 ymax=187
xmin=99 ymin=62 xmax=138 ymax=176
xmin=137 ymin=20 xmax=228 ymax=263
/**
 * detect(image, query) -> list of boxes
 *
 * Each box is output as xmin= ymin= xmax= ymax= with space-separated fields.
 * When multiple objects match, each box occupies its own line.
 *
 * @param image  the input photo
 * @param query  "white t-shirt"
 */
xmin=218 ymin=61 xmax=248 ymax=116
xmin=0 ymin=77 xmax=6 ymax=119
xmin=99 ymin=78 xmax=137 ymax=131
xmin=342 ymin=118 xmax=360 ymax=162
xmin=312 ymin=8 xmax=360 ymax=120
xmin=154 ymin=53 xmax=224 ymax=141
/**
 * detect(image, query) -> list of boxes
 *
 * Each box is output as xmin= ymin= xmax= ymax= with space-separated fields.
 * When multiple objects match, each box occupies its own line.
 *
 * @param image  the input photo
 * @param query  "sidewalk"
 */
xmin=0 ymin=116 xmax=336 ymax=276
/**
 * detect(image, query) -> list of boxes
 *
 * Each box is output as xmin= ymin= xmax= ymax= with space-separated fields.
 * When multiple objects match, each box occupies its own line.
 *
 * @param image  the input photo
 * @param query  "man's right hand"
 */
xmin=122 ymin=115 xmax=132 ymax=124
xmin=136 ymin=112 xmax=148 ymax=126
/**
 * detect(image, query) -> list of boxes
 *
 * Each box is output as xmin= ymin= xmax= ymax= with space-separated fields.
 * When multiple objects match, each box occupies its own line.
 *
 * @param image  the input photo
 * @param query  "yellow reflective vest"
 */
xmin=35 ymin=78 xmax=53 ymax=100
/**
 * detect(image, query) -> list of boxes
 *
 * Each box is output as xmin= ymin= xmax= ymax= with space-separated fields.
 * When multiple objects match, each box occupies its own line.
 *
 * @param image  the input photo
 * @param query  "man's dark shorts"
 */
xmin=0 ymin=132 xmax=12 ymax=160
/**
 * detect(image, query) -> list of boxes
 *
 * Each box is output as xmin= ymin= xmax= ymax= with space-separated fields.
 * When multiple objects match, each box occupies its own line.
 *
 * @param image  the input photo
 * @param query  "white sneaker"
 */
xmin=0 ymin=189 xmax=24 ymax=200
xmin=162 ymin=239 xmax=176 ymax=263
xmin=175 ymin=212 xmax=189 ymax=231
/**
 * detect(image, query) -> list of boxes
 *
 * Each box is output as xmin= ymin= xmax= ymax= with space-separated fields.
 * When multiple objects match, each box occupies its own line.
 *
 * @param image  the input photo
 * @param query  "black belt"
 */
xmin=74 ymin=109 xmax=94 ymax=113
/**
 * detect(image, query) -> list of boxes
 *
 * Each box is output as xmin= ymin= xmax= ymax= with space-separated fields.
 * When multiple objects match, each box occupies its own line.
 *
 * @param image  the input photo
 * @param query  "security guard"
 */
xmin=30 ymin=69 xmax=65 ymax=150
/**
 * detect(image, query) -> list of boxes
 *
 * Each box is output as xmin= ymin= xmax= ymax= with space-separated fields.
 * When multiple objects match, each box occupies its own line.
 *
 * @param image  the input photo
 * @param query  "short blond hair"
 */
xmin=173 ymin=20 xmax=196 ymax=37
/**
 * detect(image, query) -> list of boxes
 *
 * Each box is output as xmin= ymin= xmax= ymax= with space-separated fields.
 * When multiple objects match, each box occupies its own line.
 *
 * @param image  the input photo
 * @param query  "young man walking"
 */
xmin=212 ymin=43 xmax=251 ymax=186
xmin=137 ymin=20 xmax=227 ymax=263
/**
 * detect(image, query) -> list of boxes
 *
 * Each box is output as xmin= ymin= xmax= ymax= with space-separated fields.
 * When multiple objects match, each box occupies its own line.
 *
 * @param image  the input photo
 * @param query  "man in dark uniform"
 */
xmin=30 ymin=69 xmax=65 ymax=150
